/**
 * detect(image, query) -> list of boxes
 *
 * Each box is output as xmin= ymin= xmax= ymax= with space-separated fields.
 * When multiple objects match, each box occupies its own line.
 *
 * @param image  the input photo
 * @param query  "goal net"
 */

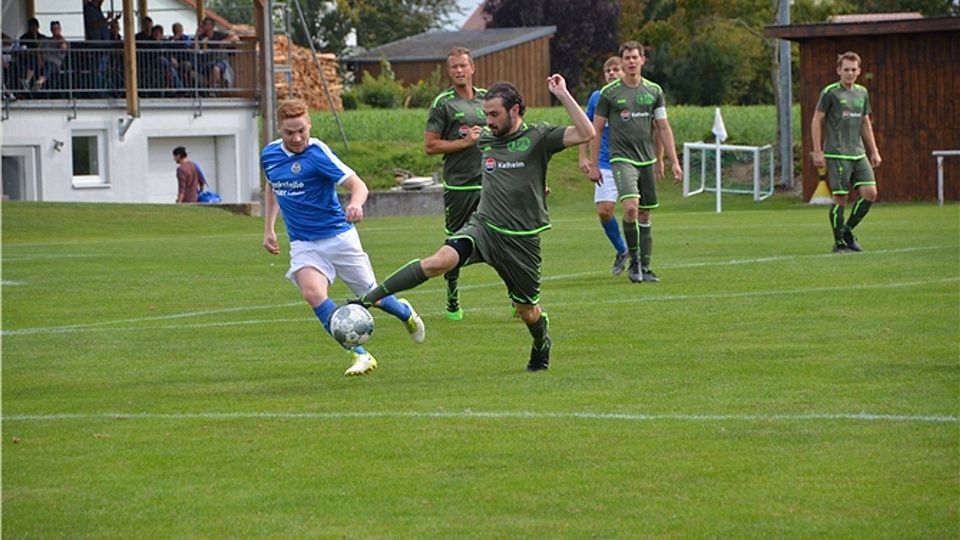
xmin=682 ymin=142 xmax=775 ymax=202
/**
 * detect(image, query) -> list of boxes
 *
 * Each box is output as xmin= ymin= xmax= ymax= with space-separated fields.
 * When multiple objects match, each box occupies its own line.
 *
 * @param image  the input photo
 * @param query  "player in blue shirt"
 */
xmin=261 ymin=98 xmax=425 ymax=376
xmin=578 ymin=56 xmax=629 ymax=275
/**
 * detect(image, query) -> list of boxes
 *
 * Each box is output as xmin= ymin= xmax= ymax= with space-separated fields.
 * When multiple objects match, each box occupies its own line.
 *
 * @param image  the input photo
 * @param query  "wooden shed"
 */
xmin=344 ymin=27 xmax=556 ymax=107
xmin=766 ymin=16 xmax=960 ymax=202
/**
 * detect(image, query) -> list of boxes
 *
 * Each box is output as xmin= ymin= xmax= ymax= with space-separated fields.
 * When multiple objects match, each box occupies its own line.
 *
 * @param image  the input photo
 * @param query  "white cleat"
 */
xmin=345 ymin=352 xmax=377 ymax=376
xmin=398 ymin=298 xmax=425 ymax=344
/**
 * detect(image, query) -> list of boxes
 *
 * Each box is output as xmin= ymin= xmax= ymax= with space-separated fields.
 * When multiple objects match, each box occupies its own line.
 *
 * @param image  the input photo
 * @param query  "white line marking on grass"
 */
xmin=4 ymin=277 xmax=956 ymax=337
xmin=3 ymin=411 xmax=956 ymax=424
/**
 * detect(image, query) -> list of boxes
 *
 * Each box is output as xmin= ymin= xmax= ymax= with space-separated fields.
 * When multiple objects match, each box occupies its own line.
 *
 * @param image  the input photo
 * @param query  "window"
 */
xmin=72 ymin=131 xmax=108 ymax=187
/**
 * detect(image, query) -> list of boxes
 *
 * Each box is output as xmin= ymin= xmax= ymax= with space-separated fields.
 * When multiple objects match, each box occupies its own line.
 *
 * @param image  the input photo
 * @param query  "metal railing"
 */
xmin=2 ymin=39 xmax=257 ymax=104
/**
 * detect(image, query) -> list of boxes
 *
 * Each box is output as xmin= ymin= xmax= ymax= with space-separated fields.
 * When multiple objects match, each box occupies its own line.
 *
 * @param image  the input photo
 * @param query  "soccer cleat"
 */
xmin=843 ymin=228 xmax=862 ymax=252
xmin=346 ymin=297 xmax=372 ymax=309
xmin=398 ymin=298 xmax=425 ymax=343
xmin=527 ymin=337 xmax=551 ymax=372
xmin=627 ymin=259 xmax=642 ymax=283
xmin=345 ymin=351 xmax=377 ymax=376
xmin=446 ymin=308 xmax=464 ymax=321
xmin=612 ymin=251 xmax=629 ymax=276
xmin=641 ymin=267 xmax=660 ymax=283
xmin=832 ymin=243 xmax=850 ymax=253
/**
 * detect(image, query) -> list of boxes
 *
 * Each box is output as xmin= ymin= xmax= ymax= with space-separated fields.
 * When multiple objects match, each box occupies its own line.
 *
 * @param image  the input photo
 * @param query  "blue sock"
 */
xmin=312 ymin=299 xmax=338 ymax=334
xmin=602 ymin=218 xmax=627 ymax=254
xmin=376 ymin=294 xmax=411 ymax=321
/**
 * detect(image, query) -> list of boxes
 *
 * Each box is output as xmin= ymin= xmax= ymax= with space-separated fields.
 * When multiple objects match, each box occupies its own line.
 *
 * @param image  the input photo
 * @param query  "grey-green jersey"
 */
xmin=474 ymin=122 xmax=567 ymax=235
xmin=595 ymin=78 xmax=665 ymax=166
xmin=816 ymin=82 xmax=872 ymax=159
xmin=426 ymin=86 xmax=487 ymax=187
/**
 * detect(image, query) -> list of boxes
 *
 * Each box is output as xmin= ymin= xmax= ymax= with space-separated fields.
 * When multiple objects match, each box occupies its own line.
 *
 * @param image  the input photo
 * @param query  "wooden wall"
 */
xmin=798 ymin=30 xmax=960 ymax=202
xmin=353 ymin=36 xmax=553 ymax=107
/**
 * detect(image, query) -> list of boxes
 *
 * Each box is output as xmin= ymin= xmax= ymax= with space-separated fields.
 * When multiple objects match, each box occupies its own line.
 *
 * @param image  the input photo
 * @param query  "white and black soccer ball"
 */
xmin=329 ymin=304 xmax=375 ymax=347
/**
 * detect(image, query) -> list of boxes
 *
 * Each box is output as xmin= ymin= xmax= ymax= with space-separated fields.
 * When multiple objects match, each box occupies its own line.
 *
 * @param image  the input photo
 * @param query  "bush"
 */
xmin=404 ymin=67 xmax=444 ymax=109
xmin=355 ymin=57 xmax=405 ymax=109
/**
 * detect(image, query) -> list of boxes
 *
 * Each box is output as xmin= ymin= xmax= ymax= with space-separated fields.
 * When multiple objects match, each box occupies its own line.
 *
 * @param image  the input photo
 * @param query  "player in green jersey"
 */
xmin=359 ymin=74 xmax=595 ymax=371
xmin=811 ymin=51 xmax=882 ymax=253
xmin=588 ymin=41 xmax=683 ymax=283
xmin=425 ymin=47 xmax=487 ymax=320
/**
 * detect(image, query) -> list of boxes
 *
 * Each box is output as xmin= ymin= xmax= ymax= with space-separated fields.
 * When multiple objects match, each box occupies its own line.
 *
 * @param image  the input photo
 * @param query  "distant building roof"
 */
xmin=462 ymin=1 xmax=489 ymax=30
xmin=345 ymin=26 xmax=556 ymax=63
xmin=766 ymin=15 xmax=959 ymax=40
xmin=828 ymin=12 xmax=922 ymax=23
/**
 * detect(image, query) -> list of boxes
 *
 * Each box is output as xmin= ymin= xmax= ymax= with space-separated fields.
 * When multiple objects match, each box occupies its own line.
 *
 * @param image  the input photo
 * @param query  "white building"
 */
xmin=2 ymin=0 xmax=263 ymax=204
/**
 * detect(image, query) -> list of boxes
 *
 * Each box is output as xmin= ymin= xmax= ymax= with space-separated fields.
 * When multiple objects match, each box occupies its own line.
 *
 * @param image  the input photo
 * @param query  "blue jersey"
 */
xmin=585 ymin=90 xmax=611 ymax=170
xmin=261 ymin=137 xmax=356 ymax=242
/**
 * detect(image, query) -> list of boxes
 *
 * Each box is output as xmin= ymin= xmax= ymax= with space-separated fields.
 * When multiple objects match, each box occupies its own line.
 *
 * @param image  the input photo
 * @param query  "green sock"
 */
xmin=639 ymin=222 xmax=652 ymax=269
xmin=622 ymin=219 xmax=639 ymax=260
xmin=526 ymin=311 xmax=550 ymax=348
xmin=830 ymin=204 xmax=846 ymax=244
xmin=846 ymin=197 xmax=873 ymax=230
xmin=361 ymin=259 xmax=427 ymax=304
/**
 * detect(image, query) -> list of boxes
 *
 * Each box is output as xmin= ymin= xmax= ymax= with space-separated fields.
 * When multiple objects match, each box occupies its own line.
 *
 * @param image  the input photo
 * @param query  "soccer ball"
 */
xmin=329 ymin=303 xmax=375 ymax=347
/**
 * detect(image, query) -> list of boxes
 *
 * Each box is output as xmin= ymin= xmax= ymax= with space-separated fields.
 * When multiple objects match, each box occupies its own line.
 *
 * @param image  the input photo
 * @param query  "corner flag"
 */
xmin=712 ymin=107 xmax=728 ymax=143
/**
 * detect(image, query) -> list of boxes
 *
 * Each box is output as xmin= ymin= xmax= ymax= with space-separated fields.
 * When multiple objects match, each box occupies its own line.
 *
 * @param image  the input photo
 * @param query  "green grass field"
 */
xmin=2 ymin=187 xmax=958 ymax=537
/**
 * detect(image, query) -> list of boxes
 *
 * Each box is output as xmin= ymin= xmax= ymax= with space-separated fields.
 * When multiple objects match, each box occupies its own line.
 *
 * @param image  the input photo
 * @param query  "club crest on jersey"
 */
xmin=476 ymin=107 xmax=485 ymax=119
xmin=620 ymin=109 xmax=632 ymax=121
xmin=291 ymin=162 xmax=302 ymax=174
xmin=484 ymin=157 xmax=497 ymax=172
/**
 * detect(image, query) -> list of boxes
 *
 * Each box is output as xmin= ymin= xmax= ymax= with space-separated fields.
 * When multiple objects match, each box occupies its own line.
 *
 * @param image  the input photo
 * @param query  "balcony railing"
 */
xmin=2 ymin=39 xmax=257 ymax=105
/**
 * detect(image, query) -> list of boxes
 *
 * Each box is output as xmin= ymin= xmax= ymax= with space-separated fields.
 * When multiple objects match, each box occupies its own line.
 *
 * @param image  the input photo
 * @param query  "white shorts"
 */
xmin=593 ymin=168 xmax=618 ymax=203
xmin=286 ymin=227 xmax=376 ymax=296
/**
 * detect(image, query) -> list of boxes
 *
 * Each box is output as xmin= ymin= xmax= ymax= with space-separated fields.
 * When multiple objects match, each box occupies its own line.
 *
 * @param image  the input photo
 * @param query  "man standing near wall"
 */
xmin=423 ymin=47 xmax=486 ymax=321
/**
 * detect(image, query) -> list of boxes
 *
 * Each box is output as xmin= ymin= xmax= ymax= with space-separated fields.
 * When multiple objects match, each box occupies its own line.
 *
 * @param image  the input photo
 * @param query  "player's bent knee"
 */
xmin=515 ymin=304 xmax=540 ymax=324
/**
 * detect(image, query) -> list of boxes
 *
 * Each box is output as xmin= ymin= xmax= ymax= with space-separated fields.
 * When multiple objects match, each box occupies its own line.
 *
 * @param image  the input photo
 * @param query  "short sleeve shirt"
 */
xmin=426 ymin=87 xmax=487 ymax=187
xmin=585 ymin=90 xmax=611 ymax=169
xmin=595 ymin=78 xmax=665 ymax=166
xmin=474 ymin=123 xmax=567 ymax=235
xmin=260 ymin=137 xmax=356 ymax=242
xmin=816 ymin=82 xmax=871 ymax=159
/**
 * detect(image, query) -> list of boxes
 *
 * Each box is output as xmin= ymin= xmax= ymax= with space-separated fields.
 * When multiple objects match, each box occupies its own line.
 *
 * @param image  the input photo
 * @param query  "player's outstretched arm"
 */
xmin=546 ymin=74 xmax=595 ymax=147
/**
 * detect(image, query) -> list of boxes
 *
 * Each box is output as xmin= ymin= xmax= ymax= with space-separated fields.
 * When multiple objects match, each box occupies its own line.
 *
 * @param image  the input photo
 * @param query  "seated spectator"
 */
xmin=3 ymin=33 xmax=17 ymax=100
xmin=134 ymin=16 xmax=153 ymax=41
xmin=168 ymin=22 xmax=196 ymax=87
xmin=18 ymin=17 xmax=47 ymax=91
xmin=147 ymin=25 xmax=182 ymax=91
xmin=40 ymin=21 xmax=69 ymax=90
xmin=195 ymin=16 xmax=238 ymax=90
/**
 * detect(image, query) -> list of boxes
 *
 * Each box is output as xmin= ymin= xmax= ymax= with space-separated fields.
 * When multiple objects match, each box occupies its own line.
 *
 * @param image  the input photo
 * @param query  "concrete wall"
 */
xmin=338 ymin=189 xmax=443 ymax=218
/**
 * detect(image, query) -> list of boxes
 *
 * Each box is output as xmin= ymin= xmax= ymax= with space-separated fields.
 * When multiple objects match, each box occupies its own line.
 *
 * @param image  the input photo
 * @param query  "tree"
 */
xmin=314 ymin=0 xmax=461 ymax=55
xmin=483 ymin=0 xmax=620 ymax=101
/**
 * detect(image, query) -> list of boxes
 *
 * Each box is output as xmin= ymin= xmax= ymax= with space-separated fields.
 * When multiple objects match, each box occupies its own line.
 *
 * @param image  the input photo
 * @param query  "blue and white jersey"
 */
xmin=585 ymin=90 xmax=611 ymax=170
xmin=261 ymin=137 xmax=356 ymax=242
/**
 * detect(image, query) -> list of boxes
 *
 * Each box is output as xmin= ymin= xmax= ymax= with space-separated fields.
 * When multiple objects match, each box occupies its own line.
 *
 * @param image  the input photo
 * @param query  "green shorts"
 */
xmin=450 ymin=216 xmax=542 ymax=305
xmin=443 ymin=185 xmax=482 ymax=235
xmin=826 ymin=157 xmax=876 ymax=195
xmin=612 ymin=161 xmax=659 ymax=209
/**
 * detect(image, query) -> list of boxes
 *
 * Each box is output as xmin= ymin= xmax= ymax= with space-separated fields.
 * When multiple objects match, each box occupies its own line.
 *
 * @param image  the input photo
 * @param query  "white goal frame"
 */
xmin=682 ymin=142 xmax=775 ymax=211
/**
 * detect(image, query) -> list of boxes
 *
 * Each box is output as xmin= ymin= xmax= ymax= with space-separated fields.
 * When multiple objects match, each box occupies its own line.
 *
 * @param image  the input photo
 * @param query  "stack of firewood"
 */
xmin=273 ymin=36 xmax=343 ymax=111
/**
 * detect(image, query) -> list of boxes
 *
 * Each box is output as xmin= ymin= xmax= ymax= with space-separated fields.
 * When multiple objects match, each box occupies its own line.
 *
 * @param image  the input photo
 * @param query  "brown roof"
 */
xmin=765 ymin=15 xmax=960 ymax=39
xmin=462 ymin=1 xmax=489 ymax=30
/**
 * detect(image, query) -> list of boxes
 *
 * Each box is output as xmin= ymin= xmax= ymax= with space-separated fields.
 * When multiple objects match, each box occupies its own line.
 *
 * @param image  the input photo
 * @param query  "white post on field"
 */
xmin=712 ymin=107 xmax=728 ymax=213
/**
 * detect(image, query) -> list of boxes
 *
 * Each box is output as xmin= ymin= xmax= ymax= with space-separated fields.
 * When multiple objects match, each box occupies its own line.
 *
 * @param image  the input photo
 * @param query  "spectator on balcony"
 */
xmin=168 ymin=22 xmax=196 ymax=87
xmin=3 ymin=33 xmax=17 ymax=100
xmin=146 ymin=25 xmax=183 ymax=91
xmin=134 ymin=17 xmax=153 ymax=41
xmin=40 ymin=21 xmax=69 ymax=91
xmin=195 ymin=16 xmax=237 ymax=90
xmin=17 ymin=18 xmax=46 ymax=92
xmin=84 ymin=0 xmax=120 ymax=92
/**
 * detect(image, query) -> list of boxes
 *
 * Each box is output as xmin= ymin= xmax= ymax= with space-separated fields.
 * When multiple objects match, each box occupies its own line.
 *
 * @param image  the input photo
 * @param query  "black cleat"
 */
xmin=832 ymin=243 xmax=851 ymax=253
xmin=346 ymin=297 xmax=373 ymax=308
xmin=612 ymin=251 xmax=629 ymax=276
xmin=527 ymin=337 xmax=551 ymax=371
xmin=843 ymin=228 xmax=862 ymax=252
xmin=627 ymin=259 xmax=642 ymax=283
xmin=641 ymin=267 xmax=661 ymax=282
